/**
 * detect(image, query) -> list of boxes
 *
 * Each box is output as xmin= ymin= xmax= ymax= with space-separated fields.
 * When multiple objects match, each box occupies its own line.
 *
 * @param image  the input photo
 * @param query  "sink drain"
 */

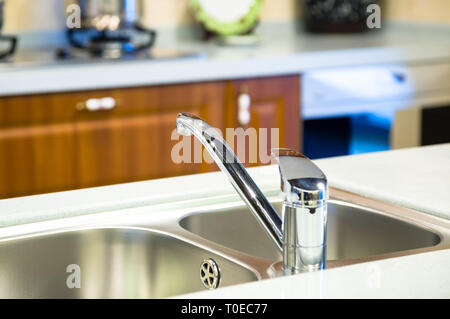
xmin=200 ymin=258 xmax=220 ymax=290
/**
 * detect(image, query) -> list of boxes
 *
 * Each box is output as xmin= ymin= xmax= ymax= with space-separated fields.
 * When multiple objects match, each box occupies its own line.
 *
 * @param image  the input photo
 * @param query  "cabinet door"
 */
xmin=226 ymin=75 xmax=301 ymax=167
xmin=0 ymin=124 xmax=77 ymax=198
xmin=73 ymin=82 xmax=226 ymax=189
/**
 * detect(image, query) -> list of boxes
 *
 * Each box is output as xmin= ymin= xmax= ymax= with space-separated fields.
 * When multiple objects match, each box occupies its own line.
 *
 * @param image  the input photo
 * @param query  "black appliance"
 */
xmin=0 ymin=35 xmax=16 ymax=59
xmin=303 ymin=0 xmax=381 ymax=33
xmin=0 ymin=0 xmax=17 ymax=59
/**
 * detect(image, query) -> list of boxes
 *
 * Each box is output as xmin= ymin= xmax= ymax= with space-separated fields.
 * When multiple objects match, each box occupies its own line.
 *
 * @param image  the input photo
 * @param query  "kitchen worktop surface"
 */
xmin=1 ymin=22 xmax=450 ymax=96
xmin=177 ymin=249 xmax=450 ymax=299
xmin=0 ymin=144 xmax=449 ymax=298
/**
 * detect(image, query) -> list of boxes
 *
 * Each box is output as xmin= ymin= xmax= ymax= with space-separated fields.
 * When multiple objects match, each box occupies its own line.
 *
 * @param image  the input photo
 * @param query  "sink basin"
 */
xmin=180 ymin=196 xmax=448 ymax=266
xmin=0 ymin=228 xmax=258 ymax=298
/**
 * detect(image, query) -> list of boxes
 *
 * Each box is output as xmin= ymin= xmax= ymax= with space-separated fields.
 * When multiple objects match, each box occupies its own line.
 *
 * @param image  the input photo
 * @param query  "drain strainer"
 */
xmin=200 ymin=258 xmax=220 ymax=289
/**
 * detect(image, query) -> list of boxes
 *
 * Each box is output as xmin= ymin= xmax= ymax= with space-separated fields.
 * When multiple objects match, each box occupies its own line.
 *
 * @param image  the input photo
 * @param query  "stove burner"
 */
xmin=0 ymin=35 xmax=17 ymax=59
xmin=67 ymin=25 xmax=156 ymax=58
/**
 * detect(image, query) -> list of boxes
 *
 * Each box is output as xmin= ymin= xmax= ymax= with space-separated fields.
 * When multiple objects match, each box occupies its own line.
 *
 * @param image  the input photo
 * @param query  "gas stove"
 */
xmin=0 ymin=27 xmax=203 ymax=68
xmin=60 ymin=25 xmax=157 ymax=60
xmin=0 ymin=45 xmax=205 ymax=70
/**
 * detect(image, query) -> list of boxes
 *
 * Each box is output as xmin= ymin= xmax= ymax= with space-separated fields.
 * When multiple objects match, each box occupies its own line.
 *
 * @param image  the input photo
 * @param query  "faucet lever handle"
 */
xmin=272 ymin=148 xmax=328 ymax=205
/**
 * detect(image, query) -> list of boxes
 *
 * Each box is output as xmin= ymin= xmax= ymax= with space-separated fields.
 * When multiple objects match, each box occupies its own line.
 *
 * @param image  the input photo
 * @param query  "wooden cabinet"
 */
xmin=0 ymin=123 xmax=77 ymax=197
xmin=0 ymin=75 xmax=300 ymax=199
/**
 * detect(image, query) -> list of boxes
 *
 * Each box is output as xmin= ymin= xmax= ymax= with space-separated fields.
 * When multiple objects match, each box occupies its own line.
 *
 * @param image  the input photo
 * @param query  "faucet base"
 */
xmin=282 ymin=203 xmax=327 ymax=272
xmin=283 ymin=246 xmax=326 ymax=274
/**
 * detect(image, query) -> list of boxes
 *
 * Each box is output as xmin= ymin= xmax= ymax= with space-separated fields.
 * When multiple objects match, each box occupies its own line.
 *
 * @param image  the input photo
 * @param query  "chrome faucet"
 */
xmin=176 ymin=113 xmax=328 ymax=273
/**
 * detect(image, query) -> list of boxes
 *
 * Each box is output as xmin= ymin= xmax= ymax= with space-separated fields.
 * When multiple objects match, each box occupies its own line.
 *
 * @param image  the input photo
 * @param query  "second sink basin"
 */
xmin=180 ymin=198 xmax=445 ymax=265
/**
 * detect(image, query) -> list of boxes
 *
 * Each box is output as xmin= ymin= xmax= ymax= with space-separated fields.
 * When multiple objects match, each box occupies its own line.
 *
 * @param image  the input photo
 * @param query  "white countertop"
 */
xmin=1 ymin=22 xmax=450 ymax=96
xmin=176 ymin=249 xmax=450 ymax=299
xmin=0 ymin=144 xmax=449 ymax=298
xmin=318 ymin=143 xmax=450 ymax=220
xmin=1 ymin=143 xmax=449 ymax=227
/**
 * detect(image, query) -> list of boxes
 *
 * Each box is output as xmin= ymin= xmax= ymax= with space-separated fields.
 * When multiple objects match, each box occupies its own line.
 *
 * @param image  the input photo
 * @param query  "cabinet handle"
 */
xmin=238 ymin=92 xmax=251 ymax=126
xmin=76 ymin=97 xmax=117 ymax=112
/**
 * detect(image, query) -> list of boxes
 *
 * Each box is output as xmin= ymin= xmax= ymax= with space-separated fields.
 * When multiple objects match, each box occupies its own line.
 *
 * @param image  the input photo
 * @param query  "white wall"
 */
xmin=3 ymin=0 xmax=450 ymax=34
xmin=3 ymin=0 xmax=300 ymax=33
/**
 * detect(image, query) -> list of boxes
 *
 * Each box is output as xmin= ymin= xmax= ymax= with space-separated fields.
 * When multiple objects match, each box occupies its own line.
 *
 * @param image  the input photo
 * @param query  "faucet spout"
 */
xmin=176 ymin=113 xmax=283 ymax=251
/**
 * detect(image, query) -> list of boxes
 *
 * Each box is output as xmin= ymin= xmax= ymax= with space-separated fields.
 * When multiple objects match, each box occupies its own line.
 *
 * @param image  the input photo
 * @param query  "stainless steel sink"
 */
xmin=0 ymin=188 xmax=448 ymax=298
xmin=0 ymin=228 xmax=257 ymax=298
xmin=180 ymin=189 xmax=450 ymax=269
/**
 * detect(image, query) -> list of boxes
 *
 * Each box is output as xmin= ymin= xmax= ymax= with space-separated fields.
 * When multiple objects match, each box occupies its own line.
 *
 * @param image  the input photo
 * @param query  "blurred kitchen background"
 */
xmin=3 ymin=0 xmax=450 ymax=33
xmin=0 ymin=0 xmax=449 ymax=199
